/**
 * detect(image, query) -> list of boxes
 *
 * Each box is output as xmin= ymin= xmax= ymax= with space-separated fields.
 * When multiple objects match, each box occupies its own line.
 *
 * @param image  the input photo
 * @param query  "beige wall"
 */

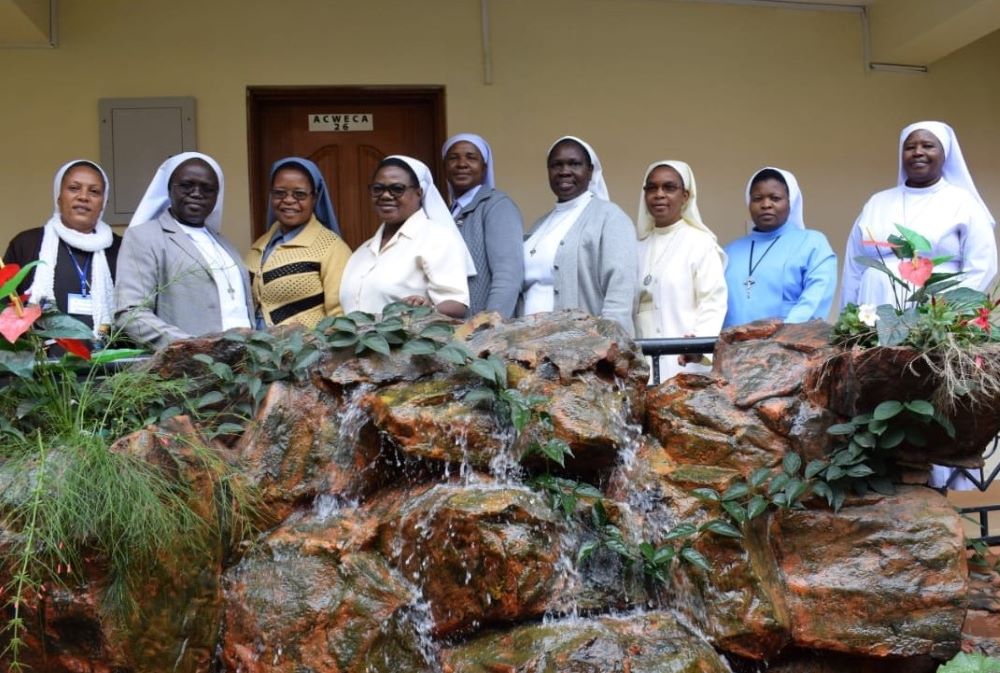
xmin=1 ymin=0 xmax=998 ymax=293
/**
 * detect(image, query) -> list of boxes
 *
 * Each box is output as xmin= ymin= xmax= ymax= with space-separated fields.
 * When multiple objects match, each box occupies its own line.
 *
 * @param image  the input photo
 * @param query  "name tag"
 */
xmin=67 ymin=293 xmax=93 ymax=316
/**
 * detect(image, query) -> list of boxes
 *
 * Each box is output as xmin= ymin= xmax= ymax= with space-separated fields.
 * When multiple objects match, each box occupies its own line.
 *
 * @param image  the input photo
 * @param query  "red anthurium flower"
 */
xmin=898 ymin=257 xmax=934 ymax=287
xmin=0 ymin=303 xmax=42 ymax=343
xmin=972 ymin=307 xmax=991 ymax=332
xmin=55 ymin=338 xmax=92 ymax=360
xmin=0 ymin=263 xmax=20 ymax=287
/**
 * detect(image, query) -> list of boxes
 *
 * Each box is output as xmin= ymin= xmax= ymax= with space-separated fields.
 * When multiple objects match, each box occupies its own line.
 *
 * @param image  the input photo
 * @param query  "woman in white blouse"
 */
xmin=635 ymin=160 xmax=727 ymax=380
xmin=339 ymin=155 xmax=471 ymax=317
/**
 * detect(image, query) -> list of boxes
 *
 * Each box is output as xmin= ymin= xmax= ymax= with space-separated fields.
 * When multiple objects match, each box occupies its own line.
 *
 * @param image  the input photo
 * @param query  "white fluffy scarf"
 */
xmin=27 ymin=160 xmax=116 ymax=338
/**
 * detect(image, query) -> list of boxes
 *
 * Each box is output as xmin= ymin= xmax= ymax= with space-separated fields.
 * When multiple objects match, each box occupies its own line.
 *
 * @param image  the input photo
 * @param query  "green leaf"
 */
xmin=853 ymin=431 xmax=877 ymax=448
xmin=469 ymin=358 xmax=499 ymax=383
xmin=878 ymin=427 xmax=905 ymax=449
xmin=327 ymin=332 xmax=359 ymax=348
xmin=359 ymin=332 xmax=391 ymax=355
xmin=784 ymin=478 xmax=810 ymax=504
xmin=934 ymin=412 xmax=957 ymax=439
xmin=812 ymin=481 xmax=833 ymax=506
xmin=867 ymin=418 xmax=888 ymax=435
xmin=826 ymin=423 xmax=857 ymax=435
xmin=747 ymin=494 xmax=768 ymax=520
xmin=782 ymin=452 xmax=802 ymax=476
xmin=680 ymin=547 xmax=711 ymax=571
xmin=193 ymin=353 xmax=215 ymax=365
xmin=804 ymin=459 xmax=827 ymax=479
xmin=867 ymin=476 xmax=895 ymax=495
xmin=576 ymin=540 xmax=598 ymax=566
xmin=825 ymin=465 xmax=845 ymax=481
xmin=0 ymin=349 xmax=35 ymax=378
xmin=401 ymin=338 xmax=438 ymax=355
xmin=605 ymin=537 xmax=633 ymax=560
xmin=767 ymin=473 xmax=790 ymax=495
xmin=663 ymin=523 xmax=698 ymax=541
xmin=419 ymin=323 xmax=456 ymax=341
xmin=539 ymin=438 xmax=572 ymax=466
xmin=691 ymin=487 xmax=720 ymax=502
xmin=210 ymin=361 xmax=234 ymax=382
xmin=33 ymin=312 xmax=93 ymax=339
xmin=488 ymin=355 xmax=508 ymax=388
xmin=197 ymin=391 xmax=225 ymax=408
xmin=330 ymin=317 xmax=358 ymax=334
xmin=89 ymin=348 xmax=146 ymax=365
xmin=722 ymin=500 xmax=747 ymax=525
xmin=749 ymin=467 xmax=772 ymax=488
xmin=872 ymin=400 xmax=904 ymax=420
xmin=345 ymin=310 xmax=375 ymax=324
xmin=903 ymin=399 xmax=934 ymax=416
xmin=436 ymin=343 xmax=470 ymax=365
xmin=721 ymin=482 xmax=750 ymax=501
xmin=701 ymin=519 xmax=742 ymax=538
xmin=248 ymin=377 xmax=262 ymax=401
xmin=936 ymin=651 xmax=1000 ymax=673
xmin=214 ymin=422 xmax=245 ymax=435
xmin=875 ymin=305 xmax=911 ymax=347
xmin=374 ymin=317 xmax=405 ymax=334
xmin=0 ymin=260 xmax=40 ymax=298
xmin=463 ymin=386 xmax=497 ymax=404
xmin=573 ymin=483 xmax=603 ymax=499
xmin=895 ymin=224 xmax=932 ymax=253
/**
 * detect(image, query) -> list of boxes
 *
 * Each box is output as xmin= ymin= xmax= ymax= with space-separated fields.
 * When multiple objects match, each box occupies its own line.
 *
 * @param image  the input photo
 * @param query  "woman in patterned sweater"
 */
xmin=246 ymin=157 xmax=352 ymax=328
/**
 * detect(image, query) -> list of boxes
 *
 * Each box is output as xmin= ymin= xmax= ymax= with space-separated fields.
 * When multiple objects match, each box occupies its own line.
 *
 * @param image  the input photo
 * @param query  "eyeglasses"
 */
xmin=642 ymin=183 xmax=685 ymax=195
xmin=369 ymin=183 xmax=416 ymax=198
xmin=270 ymin=189 xmax=313 ymax=202
xmin=170 ymin=181 xmax=218 ymax=197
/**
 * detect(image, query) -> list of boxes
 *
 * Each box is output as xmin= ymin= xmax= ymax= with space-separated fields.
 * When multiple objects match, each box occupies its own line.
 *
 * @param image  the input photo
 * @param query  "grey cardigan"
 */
xmin=114 ymin=211 xmax=253 ymax=349
xmin=454 ymin=186 xmax=524 ymax=318
xmin=523 ymin=198 xmax=638 ymax=336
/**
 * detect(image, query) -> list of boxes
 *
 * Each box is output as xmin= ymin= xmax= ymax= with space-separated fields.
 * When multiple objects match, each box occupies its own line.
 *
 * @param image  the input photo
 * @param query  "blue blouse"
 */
xmin=722 ymin=222 xmax=837 ymax=328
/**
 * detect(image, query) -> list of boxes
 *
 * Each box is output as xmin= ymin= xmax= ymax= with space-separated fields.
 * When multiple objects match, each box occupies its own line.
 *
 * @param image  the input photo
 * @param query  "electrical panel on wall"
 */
xmin=99 ymin=97 xmax=197 ymax=226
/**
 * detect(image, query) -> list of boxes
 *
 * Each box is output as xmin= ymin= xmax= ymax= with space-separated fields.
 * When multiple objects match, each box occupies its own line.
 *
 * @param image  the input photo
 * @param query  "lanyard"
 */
xmin=63 ymin=242 xmax=92 ymax=296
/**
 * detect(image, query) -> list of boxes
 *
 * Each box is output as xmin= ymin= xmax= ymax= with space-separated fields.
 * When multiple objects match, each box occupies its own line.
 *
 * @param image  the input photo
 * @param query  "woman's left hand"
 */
xmin=401 ymin=295 xmax=432 ymax=307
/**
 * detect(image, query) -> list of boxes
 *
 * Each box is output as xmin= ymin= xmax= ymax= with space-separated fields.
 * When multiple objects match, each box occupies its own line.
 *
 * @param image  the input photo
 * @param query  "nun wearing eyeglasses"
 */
xmin=635 ymin=160 xmax=727 ymax=380
xmin=521 ymin=135 xmax=638 ymax=336
xmin=245 ymin=157 xmax=352 ymax=328
xmin=115 ymin=152 xmax=253 ymax=349
xmin=338 ymin=155 xmax=472 ymax=318
xmin=442 ymin=133 xmax=524 ymax=318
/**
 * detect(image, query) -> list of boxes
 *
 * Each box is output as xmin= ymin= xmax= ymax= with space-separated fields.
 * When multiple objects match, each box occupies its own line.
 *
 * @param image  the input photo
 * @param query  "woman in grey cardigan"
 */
xmin=443 ymin=133 xmax=524 ymax=319
xmin=522 ymin=136 xmax=638 ymax=336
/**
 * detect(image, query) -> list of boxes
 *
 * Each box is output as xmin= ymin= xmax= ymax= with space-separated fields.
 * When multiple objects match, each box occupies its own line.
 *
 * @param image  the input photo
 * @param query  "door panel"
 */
xmin=247 ymin=87 xmax=446 ymax=250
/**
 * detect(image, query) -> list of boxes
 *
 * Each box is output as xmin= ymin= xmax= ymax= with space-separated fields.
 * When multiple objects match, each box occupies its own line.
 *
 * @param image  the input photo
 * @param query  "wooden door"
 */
xmin=247 ymin=86 xmax=446 ymax=250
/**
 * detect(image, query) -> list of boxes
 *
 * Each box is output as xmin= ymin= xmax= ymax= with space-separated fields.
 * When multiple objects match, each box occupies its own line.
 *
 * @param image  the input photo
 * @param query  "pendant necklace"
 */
xmin=744 ymin=236 xmax=781 ymax=299
xmin=642 ymin=225 xmax=678 ymax=287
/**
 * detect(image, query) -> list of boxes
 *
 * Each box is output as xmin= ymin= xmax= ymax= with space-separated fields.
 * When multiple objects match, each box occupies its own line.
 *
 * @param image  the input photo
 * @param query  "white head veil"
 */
xmin=28 ymin=159 xmax=116 ymax=337
xmin=441 ymin=133 xmax=495 ymax=201
xmin=745 ymin=166 xmax=805 ymax=231
xmin=129 ymin=152 xmax=225 ymax=231
xmin=385 ymin=154 xmax=477 ymax=275
xmin=897 ymin=121 xmax=994 ymax=226
xmin=636 ymin=160 xmax=716 ymax=241
xmin=548 ymin=136 xmax=609 ymax=202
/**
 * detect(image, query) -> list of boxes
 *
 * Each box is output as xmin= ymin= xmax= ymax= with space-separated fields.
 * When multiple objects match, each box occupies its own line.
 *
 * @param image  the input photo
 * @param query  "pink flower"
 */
xmin=55 ymin=338 xmax=92 ymax=360
xmin=0 ymin=303 xmax=41 ymax=343
xmin=899 ymin=257 xmax=934 ymax=287
xmin=972 ymin=308 xmax=991 ymax=332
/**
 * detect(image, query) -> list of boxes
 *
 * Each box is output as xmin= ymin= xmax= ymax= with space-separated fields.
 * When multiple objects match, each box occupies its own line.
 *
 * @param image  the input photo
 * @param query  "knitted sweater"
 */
xmin=246 ymin=217 xmax=352 ymax=328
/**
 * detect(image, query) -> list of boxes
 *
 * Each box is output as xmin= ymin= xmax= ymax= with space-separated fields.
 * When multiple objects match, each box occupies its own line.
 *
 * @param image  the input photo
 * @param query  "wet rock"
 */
xmin=647 ymin=374 xmax=790 ymax=476
xmin=681 ymin=517 xmax=791 ymax=660
xmin=221 ymin=510 xmax=436 ymax=673
xmin=236 ymin=380 xmax=387 ymax=523
xmin=0 ymin=417 xmax=226 ymax=673
xmin=819 ymin=345 xmax=1000 ymax=467
xmin=441 ymin=611 xmax=732 ymax=673
xmin=361 ymin=374 xmax=507 ymax=469
xmin=374 ymin=483 xmax=568 ymax=636
xmin=770 ymin=486 xmax=968 ymax=659
xmin=759 ymin=648 xmax=937 ymax=673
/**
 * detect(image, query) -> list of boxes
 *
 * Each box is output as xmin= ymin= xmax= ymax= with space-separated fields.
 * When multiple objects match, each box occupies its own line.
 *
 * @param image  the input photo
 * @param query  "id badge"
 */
xmin=67 ymin=293 xmax=94 ymax=316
